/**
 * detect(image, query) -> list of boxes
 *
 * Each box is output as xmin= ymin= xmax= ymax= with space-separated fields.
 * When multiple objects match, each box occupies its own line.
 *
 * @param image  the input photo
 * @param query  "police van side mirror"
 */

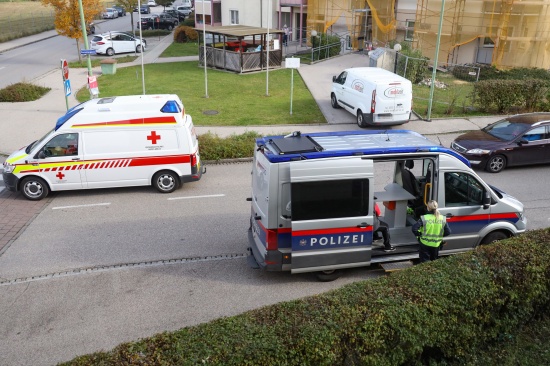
xmin=332 ymin=76 xmax=336 ymax=82
xmin=483 ymin=191 xmax=491 ymax=209
xmin=38 ymin=151 xmax=46 ymax=159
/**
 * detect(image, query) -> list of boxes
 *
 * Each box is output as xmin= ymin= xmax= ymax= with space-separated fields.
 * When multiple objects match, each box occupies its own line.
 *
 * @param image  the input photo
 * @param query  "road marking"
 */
xmin=168 ymin=194 xmax=225 ymax=201
xmin=52 ymin=202 xmax=111 ymax=210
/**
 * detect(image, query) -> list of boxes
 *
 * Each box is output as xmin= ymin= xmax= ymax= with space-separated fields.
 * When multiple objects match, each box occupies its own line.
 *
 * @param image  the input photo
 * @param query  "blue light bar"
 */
xmin=161 ymin=100 xmax=181 ymax=113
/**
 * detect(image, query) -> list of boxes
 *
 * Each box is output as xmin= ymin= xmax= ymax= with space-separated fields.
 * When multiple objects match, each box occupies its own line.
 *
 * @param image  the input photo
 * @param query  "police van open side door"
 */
xmin=289 ymin=157 xmax=374 ymax=274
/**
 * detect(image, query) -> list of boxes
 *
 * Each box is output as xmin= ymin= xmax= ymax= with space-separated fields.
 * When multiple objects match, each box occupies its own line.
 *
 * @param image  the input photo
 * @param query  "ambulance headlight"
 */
xmin=466 ymin=148 xmax=490 ymax=155
xmin=3 ymin=162 xmax=14 ymax=174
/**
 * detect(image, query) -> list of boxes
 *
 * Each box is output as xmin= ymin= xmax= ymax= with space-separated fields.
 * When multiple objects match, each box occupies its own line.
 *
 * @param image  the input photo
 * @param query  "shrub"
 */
xmin=182 ymin=13 xmax=195 ymax=27
xmin=61 ymin=229 xmax=550 ymax=365
xmin=396 ymin=43 xmax=428 ymax=84
xmin=0 ymin=82 xmax=50 ymax=102
xmin=173 ymin=25 xmax=198 ymax=43
xmin=197 ymin=131 xmax=261 ymax=161
xmin=472 ymin=79 xmax=550 ymax=113
xmin=311 ymin=33 xmax=341 ymax=61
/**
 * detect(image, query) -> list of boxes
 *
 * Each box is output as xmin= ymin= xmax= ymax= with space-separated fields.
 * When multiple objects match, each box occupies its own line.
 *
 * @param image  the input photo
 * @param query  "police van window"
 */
xmin=291 ymin=178 xmax=369 ymax=221
xmin=42 ymin=133 xmax=79 ymax=157
xmin=444 ymin=172 xmax=484 ymax=207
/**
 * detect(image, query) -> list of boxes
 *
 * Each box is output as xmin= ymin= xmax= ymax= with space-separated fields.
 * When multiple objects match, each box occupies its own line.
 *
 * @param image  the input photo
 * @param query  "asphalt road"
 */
xmin=0 ymin=9 xmax=163 ymax=89
xmin=1 ymin=137 xmax=550 ymax=365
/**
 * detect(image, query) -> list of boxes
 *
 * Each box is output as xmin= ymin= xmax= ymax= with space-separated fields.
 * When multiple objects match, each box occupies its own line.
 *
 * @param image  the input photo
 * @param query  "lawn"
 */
xmin=159 ymin=40 xmax=200 ymax=57
xmin=76 ymin=62 xmax=326 ymax=126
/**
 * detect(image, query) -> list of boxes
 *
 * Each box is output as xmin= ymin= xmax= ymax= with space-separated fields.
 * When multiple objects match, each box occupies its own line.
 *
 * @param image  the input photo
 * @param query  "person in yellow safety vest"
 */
xmin=411 ymin=200 xmax=451 ymax=263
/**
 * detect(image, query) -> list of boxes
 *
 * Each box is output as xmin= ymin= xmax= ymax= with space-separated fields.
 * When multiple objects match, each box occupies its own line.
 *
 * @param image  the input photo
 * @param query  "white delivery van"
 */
xmin=247 ymin=130 xmax=527 ymax=281
xmin=2 ymin=94 xmax=205 ymax=200
xmin=331 ymin=67 xmax=412 ymax=127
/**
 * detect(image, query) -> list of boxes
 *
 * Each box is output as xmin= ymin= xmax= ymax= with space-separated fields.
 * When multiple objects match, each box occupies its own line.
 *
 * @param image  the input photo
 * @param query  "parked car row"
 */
xmin=102 ymin=8 xmax=119 ymax=19
xmin=137 ymin=13 xmax=179 ymax=31
xmin=133 ymin=4 xmax=151 ymax=14
xmin=90 ymin=31 xmax=146 ymax=56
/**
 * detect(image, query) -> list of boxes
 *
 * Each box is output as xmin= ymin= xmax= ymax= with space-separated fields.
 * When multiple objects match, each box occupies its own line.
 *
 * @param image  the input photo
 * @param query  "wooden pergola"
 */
xmin=194 ymin=25 xmax=285 ymax=73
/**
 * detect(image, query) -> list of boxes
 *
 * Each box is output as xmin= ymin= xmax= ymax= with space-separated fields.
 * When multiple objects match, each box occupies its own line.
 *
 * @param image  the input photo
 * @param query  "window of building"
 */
xmin=405 ymin=20 xmax=415 ymax=41
xmin=230 ymin=9 xmax=239 ymax=25
xmin=291 ymin=179 xmax=370 ymax=221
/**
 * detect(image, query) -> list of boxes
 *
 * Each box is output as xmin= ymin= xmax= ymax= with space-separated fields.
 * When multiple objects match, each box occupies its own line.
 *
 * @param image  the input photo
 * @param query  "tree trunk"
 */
xmin=76 ymin=39 xmax=82 ymax=63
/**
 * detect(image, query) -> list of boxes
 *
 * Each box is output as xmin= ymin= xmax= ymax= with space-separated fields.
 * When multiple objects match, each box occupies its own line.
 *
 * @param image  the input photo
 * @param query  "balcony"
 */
xmin=280 ymin=0 xmax=306 ymax=6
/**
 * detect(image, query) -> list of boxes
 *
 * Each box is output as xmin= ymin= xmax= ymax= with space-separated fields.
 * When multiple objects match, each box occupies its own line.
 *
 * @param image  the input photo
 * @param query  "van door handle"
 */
xmin=446 ymin=214 xmax=454 ymax=218
xmin=356 ymin=222 xmax=368 ymax=228
xmin=72 ymin=157 xmax=80 ymax=161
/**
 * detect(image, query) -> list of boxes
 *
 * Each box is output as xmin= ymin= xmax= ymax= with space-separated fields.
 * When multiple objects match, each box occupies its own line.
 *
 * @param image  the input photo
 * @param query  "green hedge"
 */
xmin=61 ymin=229 xmax=550 ymax=365
xmin=472 ymin=79 xmax=550 ymax=113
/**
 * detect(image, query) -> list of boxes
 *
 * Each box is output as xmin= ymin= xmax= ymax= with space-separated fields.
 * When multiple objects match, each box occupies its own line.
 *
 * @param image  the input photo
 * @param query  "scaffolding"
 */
xmin=305 ymin=0 xmax=550 ymax=69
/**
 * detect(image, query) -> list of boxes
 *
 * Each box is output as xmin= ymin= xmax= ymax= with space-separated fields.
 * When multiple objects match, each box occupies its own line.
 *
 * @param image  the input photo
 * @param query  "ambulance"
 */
xmin=2 ymin=94 xmax=205 ymax=200
xmin=247 ymin=130 xmax=527 ymax=281
xmin=331 ymin=67 xmax=413 ymax=127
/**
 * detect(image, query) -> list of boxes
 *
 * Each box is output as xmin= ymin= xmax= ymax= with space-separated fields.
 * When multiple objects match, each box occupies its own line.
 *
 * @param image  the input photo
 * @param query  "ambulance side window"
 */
xmin=291 ymin=178 xmax=369 ymax=221
xmin=334 ymin=71 xmax=347 ymax=85
xmin=41 ymin=133 xmax=79 ymax=157
xmin=444 ymin=172 xmax=484 ymax=207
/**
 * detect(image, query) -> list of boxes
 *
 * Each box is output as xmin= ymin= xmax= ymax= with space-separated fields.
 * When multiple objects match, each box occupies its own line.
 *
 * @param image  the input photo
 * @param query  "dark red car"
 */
xmin=451 ymin=113 xmax=550 ymax=173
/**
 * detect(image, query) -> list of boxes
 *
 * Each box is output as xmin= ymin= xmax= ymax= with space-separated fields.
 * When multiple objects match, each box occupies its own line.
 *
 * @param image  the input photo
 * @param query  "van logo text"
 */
xmin=310 ymin=234 xmax=364 ymax=246
xmin=384 ymin=86 xmax=404 ymax=98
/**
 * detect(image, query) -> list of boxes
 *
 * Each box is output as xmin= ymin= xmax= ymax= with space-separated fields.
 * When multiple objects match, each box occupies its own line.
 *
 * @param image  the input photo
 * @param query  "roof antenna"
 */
xmin=284 ymin=131 xmax=301 ymax=138
xmin=385 ymin=130 xmax=390 ymax=141
xmin=436 ymin=135 xmax=443 ymax=146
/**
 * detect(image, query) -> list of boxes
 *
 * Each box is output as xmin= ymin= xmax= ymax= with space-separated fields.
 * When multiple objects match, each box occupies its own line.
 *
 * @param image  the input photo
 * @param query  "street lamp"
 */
xmin=393 ymin=43 xmax=401 ymax=74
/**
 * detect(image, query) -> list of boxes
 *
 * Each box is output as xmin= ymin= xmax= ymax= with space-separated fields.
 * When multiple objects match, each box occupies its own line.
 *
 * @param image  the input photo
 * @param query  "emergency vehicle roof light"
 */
xmin=161 ymin=100 xmax=181 ymax=113
xmin=55 ymin=107 xmax=84 ymax=131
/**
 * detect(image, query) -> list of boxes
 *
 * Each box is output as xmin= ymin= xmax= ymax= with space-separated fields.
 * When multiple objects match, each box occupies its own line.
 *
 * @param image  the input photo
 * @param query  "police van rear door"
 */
xmin=289 ymin=157 xmax=375 ymax=274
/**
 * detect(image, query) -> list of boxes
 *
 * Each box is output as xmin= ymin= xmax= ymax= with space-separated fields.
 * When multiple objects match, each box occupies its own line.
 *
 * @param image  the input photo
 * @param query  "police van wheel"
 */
xmin=153 ymin=171 xmax=180 ymax=193
xmin=20 ymin=177 xmax=49 ymax=201
xmin=316 ymin=270 xmax=342 ymax=282
xmin=357 ymin=110 xmax=367 ymax=128
xmin=330 ymin=93 xmax=340 ymax=109
xmin=481 ymin=231 xmax=508 ymax=245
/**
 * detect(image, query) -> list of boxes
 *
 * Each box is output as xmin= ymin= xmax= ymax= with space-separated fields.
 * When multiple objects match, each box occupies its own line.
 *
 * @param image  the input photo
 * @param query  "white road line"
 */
xmin=52 ymin=203 xmax=111 ymax=210
xmin=168 ymin=194 xmax=226 ymax=201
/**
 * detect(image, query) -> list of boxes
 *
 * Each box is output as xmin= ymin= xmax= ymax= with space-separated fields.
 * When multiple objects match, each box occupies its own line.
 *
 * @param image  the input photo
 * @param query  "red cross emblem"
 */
xmin=147 ymin=131 xmax=161 ymax=144
xmin=56 ymin=172 xmax=65 ymax=180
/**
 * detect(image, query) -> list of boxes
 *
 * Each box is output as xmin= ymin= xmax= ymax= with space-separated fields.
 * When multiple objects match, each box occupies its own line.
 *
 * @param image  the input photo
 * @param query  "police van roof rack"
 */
xmin=267 ymin=133 xmax=324 ymax=155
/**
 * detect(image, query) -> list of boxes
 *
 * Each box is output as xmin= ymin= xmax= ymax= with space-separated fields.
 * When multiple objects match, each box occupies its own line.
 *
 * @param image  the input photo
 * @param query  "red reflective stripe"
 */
xmin=293 ymin=226 xmax=372 ymax=236
xmin=128 ymin=155 xmax=190 ymax=167
xmin=72 ymin=116 xmax=177 ymax=128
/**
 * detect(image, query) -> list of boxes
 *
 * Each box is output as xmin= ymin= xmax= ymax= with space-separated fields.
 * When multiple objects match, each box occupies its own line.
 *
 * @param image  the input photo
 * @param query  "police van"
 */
xmin=331 ymin=67 xmax=413 ymax=127
xmin=2 ymin=94 xmax=204 ymax=200
xmin=247 ymin=130 xmax=526 ymax=280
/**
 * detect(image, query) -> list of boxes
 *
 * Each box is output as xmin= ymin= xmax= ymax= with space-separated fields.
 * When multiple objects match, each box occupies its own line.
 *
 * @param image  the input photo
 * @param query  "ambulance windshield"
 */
xmin=26 ymin=128 xmax=54 ymax=154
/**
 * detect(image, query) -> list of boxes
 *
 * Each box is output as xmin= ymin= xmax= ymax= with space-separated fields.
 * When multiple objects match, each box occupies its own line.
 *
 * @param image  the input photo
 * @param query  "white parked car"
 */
xmin=147 ymin=0 xmax=157 ymax=6
xmin=90 ymin=32 xmax=146 ymax=56
xmin=102 ymin=8 xmax=119 ymax=19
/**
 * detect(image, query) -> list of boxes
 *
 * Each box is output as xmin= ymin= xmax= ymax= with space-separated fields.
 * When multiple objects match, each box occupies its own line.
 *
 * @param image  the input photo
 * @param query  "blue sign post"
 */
xmin=64 ymin=80 xmax=72 ymax=97
xmin=80 ymin=49 xmax=97 ymax=55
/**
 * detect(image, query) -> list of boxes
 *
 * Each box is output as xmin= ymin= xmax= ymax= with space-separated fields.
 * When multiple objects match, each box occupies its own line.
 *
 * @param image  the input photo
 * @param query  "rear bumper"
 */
xmin=247 ymin=228 xmax=283 ymax=271
xmin=181 ymin=164 xmax=206 ymax=183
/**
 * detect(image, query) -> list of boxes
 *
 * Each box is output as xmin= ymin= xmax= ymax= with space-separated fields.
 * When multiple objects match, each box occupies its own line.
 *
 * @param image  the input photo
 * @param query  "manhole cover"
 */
xmin=203 ymin=110 xmax=219 ymax=115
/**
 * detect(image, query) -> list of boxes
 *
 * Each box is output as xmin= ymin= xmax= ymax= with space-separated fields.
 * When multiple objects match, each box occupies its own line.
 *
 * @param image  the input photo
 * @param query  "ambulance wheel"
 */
xmin=316 ymin=270 xmax=342 ymax=282
xmin=357 ymin=110 xmax=367 ymax=128
xmin=330 ymin=93 xmax=340 ymax=109
xmin=106 ymin=48 xmax=115 ymax=56
xmin=153 ymin=170 xmax=180 ymax=193
xmin=481 ymin=231 xmax=508 ymax=245
xmin=485 ymin=155 xmax=506 ymax=173
xmin=20 ymin=176 xmax=49 ymax=201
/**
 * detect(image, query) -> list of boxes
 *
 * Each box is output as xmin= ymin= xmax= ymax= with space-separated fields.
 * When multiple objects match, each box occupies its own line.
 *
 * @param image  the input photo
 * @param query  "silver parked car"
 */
xmin=102 ymin=8 xmax=119 ymax=19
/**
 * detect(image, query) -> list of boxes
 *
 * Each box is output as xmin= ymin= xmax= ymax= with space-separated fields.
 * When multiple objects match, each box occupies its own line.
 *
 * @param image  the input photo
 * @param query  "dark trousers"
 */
xmin=283 ymin=34 xmax=288 ymax=46
xmin=374 ymin=221 xmax=391 ymax=249
xmin=419 ymin=242 xmax=439 ymax=263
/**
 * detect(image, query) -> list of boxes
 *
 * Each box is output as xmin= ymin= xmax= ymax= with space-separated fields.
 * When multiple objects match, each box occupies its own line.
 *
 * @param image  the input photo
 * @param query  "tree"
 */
xmin=117 ymin=0 xmax=139 ymax=34
xmin=41 ymin=0 xmax=102 ymax=62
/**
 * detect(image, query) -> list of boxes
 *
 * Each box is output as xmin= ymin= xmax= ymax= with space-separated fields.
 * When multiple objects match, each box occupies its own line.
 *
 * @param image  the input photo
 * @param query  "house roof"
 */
xmin=194 ymin=25 xmax=284 ymax=38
